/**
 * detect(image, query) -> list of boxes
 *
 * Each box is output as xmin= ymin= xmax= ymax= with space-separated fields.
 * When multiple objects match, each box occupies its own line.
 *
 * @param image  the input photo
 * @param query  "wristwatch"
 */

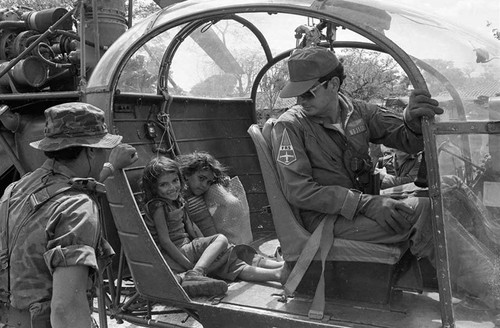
xmin=103 ymin=162 xmax=115 ymax=174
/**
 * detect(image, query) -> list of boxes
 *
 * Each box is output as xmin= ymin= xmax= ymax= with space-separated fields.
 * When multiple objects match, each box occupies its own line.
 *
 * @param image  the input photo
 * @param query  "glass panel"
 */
xmin=168 ymin=19 xmax=266 ymax=98
xmin=89 ymin=19 xmax=153 ymax=88
xmin=438 ymin=131 xmax=500 ymax=326
xmin=116 ymin=27 xmax=182 ymax=94
xmin=360 ymin=3 xmax=499 ymax=124
xmin=256 ymin=47 xmax=410 ymax=125
xmin=256 ymin=59 xmax=293 ymax=125
xmin=91 ymin=0 xmax=499 ymax=103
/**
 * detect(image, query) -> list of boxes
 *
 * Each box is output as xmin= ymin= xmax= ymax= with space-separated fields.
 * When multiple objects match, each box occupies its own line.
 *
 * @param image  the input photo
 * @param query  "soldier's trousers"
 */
xmin=333 ymin=196 xmax=500 ymax=310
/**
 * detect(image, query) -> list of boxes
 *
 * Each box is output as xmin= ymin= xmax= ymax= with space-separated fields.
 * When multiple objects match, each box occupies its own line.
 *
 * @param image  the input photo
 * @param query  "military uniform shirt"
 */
xmin=5 ymin=159 xmax=113 ymax=310
xmin=271 ymin=93 xmax=424 ymax=232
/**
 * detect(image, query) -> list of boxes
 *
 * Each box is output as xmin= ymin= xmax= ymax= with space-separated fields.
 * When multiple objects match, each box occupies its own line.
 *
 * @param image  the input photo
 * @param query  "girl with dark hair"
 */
xmin=177 ymin=151 xmax=284 ymax=267
xmin=141 ymin=156 xmax=288 ymax=297
xmin=142 ymin=156 xmax=229 ymax=296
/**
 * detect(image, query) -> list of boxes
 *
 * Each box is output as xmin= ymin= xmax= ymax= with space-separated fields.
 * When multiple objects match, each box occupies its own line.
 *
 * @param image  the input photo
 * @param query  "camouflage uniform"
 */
xmin=4 ymin=159 xmax=114 ymax=312
xmin=1 ymin=102 xmax=121 ymax=325
xmin=29 ymin=102 xmax=122 ymax=152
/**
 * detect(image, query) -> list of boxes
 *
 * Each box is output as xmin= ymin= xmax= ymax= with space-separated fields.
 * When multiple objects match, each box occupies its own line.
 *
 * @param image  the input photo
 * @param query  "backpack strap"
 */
xmin=0 ymin=182 xmax=17 ymax=303
xmin=28 ymin=181 xmax=74 ymax=212
xmin=0 ymin=183 xmax=16 ymax=269
xmin=29 ymin=178 xmax=105 ymax=213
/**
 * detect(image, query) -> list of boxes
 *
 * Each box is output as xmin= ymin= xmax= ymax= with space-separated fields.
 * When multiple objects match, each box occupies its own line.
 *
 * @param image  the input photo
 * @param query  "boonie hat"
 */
xmin=280 ymin=47 xmax=340 ymax=98
xmin=30 ymin=102 xmax=122 ymax=151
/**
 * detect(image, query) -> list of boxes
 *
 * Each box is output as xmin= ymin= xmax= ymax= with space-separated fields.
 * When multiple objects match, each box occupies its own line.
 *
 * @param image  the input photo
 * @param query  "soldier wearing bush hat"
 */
xmin=30 ymin=102 xmax=123 ymax=151
xmin=1 ymin=102 xmax=137 ymax=327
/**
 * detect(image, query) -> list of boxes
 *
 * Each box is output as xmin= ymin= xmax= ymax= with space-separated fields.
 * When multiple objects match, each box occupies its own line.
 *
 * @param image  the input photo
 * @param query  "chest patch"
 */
xmin=347 ymin=119 xmax=367 ymax=136
xmin=277 ymin=128 xmax=297 ymax=166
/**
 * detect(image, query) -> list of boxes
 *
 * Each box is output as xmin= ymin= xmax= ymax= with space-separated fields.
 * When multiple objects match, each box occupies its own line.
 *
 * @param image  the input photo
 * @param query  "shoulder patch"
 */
xmin=277 ymin=128 xmax=297 ymax=166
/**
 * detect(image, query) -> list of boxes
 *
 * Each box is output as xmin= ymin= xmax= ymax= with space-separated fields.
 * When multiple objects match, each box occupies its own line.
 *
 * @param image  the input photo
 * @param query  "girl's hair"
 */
xmin=141 ymin=156 xmax=183 ymax=202
xmin=176 ymin=151 xmax=227 ymax=184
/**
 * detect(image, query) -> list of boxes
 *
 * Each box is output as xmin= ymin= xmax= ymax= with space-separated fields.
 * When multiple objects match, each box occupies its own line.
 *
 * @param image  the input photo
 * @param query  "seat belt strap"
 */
xmin=0 ymin=182 xmax=16 ymax=270
xmin=308 ymin=218 xmax=334 ymax=320
xmin=283 ymin=218 xmax=326 ymax=296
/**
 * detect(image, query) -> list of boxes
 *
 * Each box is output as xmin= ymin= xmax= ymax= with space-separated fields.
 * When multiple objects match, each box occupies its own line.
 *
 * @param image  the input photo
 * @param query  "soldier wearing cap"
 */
xmin=0 ymin=102 xmax=137 ymax=327
xmin=272 ymin=46 xmax=500 ymax=312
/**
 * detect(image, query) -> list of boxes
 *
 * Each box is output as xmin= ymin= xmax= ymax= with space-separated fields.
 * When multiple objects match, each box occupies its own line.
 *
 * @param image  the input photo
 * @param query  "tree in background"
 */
xmin=132 ymin=1 xmax=159 ymax=21
xmin=258 ymin=60 xmax=288 ymax=112
xmin=0 ymin=0 xmax=73 ymax=10
xmin=421 ymin=59 xmax=468 ymax=96
xmin=252 ymin=48 xmax=410 ymax=123
xmin=118 ymin=54 xmax=158 ymax=93
xmin=190 ymin=74 xmax=237 ymax=97
xmin=254 ymin=60 xmax=290 ymax=124
xmin=422 ymin=58 xmax=499 ymax=98
xmin=339 ymin=48 xmax=408 ymax=103
xmin=0 ymin=0 xmax=158 ymax=21
xmin=233 ymin=51 xmax=265 ymax=97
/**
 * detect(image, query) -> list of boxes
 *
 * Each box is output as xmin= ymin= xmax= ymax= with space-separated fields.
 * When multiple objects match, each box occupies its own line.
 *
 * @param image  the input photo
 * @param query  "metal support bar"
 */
xmin=421 ymin=117 xmax=455 ymax=328
xmin=79 ymin=0 xmax=87 ymax=91
xmin=97 ymin=276 xmax=109 ymax=328
xmin=92 ymin=0 xmax=101 ymax=64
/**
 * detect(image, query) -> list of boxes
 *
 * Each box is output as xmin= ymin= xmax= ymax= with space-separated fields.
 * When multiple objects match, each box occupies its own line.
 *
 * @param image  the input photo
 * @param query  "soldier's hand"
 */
xmin=108 ymin=143 xmax=138 ymax=170
xmin=406 ymin=89 xmax=443 ymax=120
xmin=357 ymin=194 xmax=414 ymax=234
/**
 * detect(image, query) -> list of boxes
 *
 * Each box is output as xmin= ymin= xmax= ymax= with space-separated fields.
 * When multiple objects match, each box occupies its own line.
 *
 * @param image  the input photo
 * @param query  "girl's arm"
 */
xmin=184 ymin=214 xmax=204 ymax=238
xmin=152 ymin=208 xmax=194 ymax=271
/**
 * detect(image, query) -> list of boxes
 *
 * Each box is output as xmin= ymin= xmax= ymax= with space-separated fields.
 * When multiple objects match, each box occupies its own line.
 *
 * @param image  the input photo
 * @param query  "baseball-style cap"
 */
xmin=30 ymin=102 xmax=122 ymax=151
xmin=280 ymin=47 xmax=340 ymax=98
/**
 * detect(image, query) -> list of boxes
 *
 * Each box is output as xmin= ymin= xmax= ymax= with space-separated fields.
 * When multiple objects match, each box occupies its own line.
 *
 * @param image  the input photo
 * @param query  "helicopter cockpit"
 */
xmin=70 ymin=0 xmax=500 ymax=327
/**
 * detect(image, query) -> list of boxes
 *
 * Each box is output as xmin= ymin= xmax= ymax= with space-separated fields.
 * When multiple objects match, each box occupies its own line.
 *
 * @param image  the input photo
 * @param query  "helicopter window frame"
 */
xmin=156 ymin=14 xmax=274 ymax=100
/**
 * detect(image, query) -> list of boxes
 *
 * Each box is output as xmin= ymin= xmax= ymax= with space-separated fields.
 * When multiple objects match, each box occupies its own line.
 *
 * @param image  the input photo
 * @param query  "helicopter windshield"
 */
xmin=91 ymin=0 xmax=499 ymax=123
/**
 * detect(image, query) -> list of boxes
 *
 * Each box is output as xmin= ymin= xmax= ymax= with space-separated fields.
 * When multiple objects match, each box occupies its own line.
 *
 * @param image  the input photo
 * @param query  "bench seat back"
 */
xmin=105 ymin=167 xmax=191 ymax=304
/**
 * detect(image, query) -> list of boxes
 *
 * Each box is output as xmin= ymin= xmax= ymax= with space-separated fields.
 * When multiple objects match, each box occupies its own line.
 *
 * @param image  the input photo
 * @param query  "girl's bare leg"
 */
xmin=194 ymin=234 xmax=228 ymax=274
xmin=237 ymin=263 xmax=289 ymax=283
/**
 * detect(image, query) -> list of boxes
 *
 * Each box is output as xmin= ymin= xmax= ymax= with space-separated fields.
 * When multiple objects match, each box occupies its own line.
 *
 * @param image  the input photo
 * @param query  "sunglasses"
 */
xmin=298 ymin=80 xmax=328 ymax=99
